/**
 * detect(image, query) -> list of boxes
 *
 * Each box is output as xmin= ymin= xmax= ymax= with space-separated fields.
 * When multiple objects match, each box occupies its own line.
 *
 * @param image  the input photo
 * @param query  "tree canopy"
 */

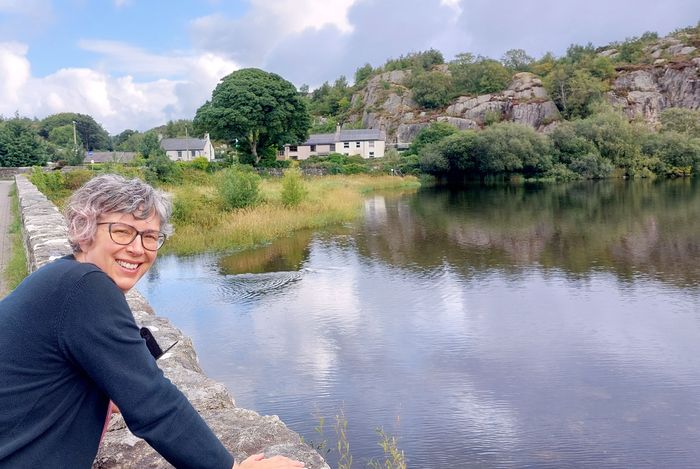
xmin=194 ymin=68 xmax=310 ymax=166
xmin=0 ymin=118 xmax=48 ymax=167
xmin=39 ymin=113 xmax=110 ymax=151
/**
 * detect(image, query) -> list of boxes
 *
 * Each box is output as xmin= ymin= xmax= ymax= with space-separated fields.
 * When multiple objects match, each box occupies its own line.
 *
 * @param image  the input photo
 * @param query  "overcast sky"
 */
xmin=0 ymin=0 xmax=698 ymax=134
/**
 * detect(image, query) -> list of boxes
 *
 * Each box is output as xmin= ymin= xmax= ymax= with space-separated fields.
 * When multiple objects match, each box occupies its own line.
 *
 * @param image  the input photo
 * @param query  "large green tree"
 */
xmin=40 ymin=113 xmax=110 ymax=150
xmin=0 ymin=118 xmax=48 ymax=167
xmin=194 ymin=68 xmax=310 ymax=166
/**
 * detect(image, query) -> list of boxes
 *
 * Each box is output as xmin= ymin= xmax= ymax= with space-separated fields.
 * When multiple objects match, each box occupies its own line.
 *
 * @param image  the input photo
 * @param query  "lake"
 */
xmin=140 ymin=179 xmax=700 ymax=468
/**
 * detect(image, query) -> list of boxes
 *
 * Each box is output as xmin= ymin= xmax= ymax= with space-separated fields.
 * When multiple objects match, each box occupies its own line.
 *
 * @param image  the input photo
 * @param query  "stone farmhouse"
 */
xmin=159 ymin=133 xmax=215 ymax=161
xmin=280 ymin=124 xmax=386 ymax=161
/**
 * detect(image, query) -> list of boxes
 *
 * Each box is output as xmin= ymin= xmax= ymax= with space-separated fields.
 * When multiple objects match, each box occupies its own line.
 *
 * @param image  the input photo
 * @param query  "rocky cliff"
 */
xmin=607 ymin=36 xmax=699 ymax=125
xmin=351 ymin=70 xmax=559 ymax=145
xmin=348 ymin=33 xmax=699 ymax=145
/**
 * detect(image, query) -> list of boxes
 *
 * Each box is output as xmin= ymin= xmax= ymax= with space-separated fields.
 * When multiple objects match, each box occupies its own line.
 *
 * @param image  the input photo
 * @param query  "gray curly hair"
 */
xmin=65 ymin=174 xmax=173 ymax=253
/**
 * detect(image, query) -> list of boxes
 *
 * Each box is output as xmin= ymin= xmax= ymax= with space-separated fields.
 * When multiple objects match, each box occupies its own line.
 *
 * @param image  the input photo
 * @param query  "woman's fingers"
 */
xmin=236 ymin=454 xmax=305 ymax=468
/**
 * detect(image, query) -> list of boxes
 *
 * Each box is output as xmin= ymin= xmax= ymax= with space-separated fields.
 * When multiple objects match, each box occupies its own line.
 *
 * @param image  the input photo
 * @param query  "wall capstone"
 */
xmin=13 ymin=175 xmax=329 ymax=469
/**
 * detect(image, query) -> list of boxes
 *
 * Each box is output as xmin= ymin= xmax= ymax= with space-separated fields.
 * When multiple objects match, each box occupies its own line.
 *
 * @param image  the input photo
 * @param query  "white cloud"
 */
xmin=191 ymin=0 xmax=358 ymax=65
xmin=251 ymin=0 xmax=356 ymax=34
xmin=0 ymin=41 xmax=238 ymax=133
xmin=0 ymin=42 xmax=31 ymax=111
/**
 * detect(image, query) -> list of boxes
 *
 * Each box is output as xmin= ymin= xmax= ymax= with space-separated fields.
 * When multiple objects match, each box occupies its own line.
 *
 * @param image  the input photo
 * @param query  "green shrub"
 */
xmin=145 ymin=153 xmax=183 ymax=184
xmin=409 ymin=71 xmax=453 ymax=109
xmin=189 ymin=156 xmax=210 ymax=171
xmin=62 ymin=169 xmax=94 ymax=190
xmin=568 ymin=153 xmax=614 ymax=179
xmin=341 ymin=162 xmax=366 ymax=174
xmin=217 ymin=167 xmax=261 ymax=210
xmin=545 ymin=163 xmax=581 ymax=181
xmin=418 ymin=143 xmax=449 ymax=174
xmin=281 ymin=167 xmax=308 ymax=207
xmin=30 ymin=167 xmax=65 ymax=194
xmin=397 ymin=154 xmax=421 ymax=175
xmin=172 ymin=193 xmax=221 ymax=228
xmin=407 ymin=122 xmax=458 ymax=156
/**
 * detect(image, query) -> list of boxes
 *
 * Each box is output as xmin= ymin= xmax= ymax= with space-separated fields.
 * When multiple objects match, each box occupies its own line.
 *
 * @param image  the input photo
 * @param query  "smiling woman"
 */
xmin=0 ymin=174 xmax=305 ymax=469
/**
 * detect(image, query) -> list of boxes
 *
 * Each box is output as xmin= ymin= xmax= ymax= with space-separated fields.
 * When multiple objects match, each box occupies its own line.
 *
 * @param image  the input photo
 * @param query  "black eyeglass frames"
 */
xmin=96 ymin=222 xmax=167 ymax=251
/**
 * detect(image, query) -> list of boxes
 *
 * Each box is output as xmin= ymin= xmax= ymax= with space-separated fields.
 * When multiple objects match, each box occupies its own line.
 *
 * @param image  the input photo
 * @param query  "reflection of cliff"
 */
xmin=353 ymin=180 xmax=700 ymax=288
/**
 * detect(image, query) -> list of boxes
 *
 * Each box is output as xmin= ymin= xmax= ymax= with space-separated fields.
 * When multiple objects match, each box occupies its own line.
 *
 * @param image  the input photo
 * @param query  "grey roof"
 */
xmin=305 ymin=133 xmax=336 ymax=145
xmin=84 ymin=151 xmax=136 ymax=163
xmin=337 ymin=129 xmax=385 ymax=142
xmin=160 ymin=138 xmax=206 ymax=151
xmin=301 ymin=128 xmax=385 ymax=146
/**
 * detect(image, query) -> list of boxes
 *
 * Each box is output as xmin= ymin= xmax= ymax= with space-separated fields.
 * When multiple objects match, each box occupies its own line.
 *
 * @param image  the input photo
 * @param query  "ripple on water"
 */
xmin=215 ymin=270 xmax=304 ymax=302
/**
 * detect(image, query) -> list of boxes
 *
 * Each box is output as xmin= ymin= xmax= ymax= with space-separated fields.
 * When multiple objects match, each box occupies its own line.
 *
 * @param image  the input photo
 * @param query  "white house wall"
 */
xmin=282 ymin=141 xmax=384 ymax=160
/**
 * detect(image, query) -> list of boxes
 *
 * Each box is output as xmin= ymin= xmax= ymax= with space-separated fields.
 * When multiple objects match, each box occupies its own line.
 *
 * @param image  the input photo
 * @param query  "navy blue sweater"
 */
xmin=0 ymin=256 xmax=234 ymax=468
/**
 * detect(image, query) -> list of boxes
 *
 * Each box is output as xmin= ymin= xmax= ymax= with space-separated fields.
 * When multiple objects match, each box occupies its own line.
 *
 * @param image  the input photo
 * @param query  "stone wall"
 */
xmin=0 ymin=167 xmax=30 ymax=180
xmin=13 ymin=175 xmax=329 ymax=469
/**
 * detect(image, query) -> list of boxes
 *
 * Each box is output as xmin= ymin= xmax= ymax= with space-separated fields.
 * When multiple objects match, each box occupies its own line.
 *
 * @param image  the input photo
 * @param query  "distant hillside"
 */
xmin=302 ymin=22 xmax=700 ymax=145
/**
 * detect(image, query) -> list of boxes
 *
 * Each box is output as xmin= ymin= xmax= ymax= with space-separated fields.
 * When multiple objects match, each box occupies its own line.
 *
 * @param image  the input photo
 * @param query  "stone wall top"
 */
xmin=13 ymin=175 xmax=328 ymax=469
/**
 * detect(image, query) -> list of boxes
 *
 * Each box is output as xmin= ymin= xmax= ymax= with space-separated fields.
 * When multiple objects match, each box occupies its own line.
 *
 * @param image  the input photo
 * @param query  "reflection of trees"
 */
xmin=353 ymin=179 xmax=700 ymax=287
xmin=217 ymin=230 xmax=314 ymax=275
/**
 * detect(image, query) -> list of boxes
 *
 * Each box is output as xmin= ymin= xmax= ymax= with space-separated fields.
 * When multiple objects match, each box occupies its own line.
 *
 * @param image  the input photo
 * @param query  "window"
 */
xmin=177 ymin=151 xmax=182 ymax=159
xmin=310 ymin=145 xmax=316 ymax=152
xmin=369 ymin=141 xmax=375 ymax=148
xmin=343 ymin=142 xmax=350 ymax=149
xmin=356 ymin=142 xmax=361 ymax=148
xmin=369 ymin=151 xmax=375 ymax=158
xmin=191 ymin=150 xmax=196 ymax=157
xmin=289 ymin=145 xmax=298 ymax=152
xmin=330 ymin=144 xmax=336 ymax=151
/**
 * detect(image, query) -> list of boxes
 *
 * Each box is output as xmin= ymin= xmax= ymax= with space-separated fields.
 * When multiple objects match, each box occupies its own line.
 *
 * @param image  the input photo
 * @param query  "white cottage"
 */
xmin=280 ymin=124 xmax=386 ymax=161
xmin=160 ymin=133 xmax=215 ymax=162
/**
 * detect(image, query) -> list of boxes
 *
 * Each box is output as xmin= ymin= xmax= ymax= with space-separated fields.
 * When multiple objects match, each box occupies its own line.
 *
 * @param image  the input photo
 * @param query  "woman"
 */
xmin=0 ymin=174 xmax=304 ymax=469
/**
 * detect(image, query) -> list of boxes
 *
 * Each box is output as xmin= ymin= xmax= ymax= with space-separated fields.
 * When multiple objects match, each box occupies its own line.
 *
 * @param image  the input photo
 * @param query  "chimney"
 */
xmin=335 ymin=122 xmax=341 ymax=141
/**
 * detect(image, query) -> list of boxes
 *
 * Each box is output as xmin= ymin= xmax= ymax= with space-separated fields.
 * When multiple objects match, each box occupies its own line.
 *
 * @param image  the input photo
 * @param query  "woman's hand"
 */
xmin=232 ymin=453 xmax=305 ymax=468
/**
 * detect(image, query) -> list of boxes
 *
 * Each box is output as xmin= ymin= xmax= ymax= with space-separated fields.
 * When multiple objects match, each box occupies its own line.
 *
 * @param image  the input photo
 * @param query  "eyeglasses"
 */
xmin=96 ymin=222 xmax=167 ymax=251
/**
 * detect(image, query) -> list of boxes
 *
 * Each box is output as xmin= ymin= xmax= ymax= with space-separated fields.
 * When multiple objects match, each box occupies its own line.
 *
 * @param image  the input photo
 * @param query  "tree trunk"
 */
xmin=248 ymin=130 xmax=260 ymax=165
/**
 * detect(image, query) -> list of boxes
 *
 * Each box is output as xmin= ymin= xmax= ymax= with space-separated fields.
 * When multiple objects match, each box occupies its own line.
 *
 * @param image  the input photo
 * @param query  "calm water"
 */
xmin=140 ymin=180 xmax=700 ymax=468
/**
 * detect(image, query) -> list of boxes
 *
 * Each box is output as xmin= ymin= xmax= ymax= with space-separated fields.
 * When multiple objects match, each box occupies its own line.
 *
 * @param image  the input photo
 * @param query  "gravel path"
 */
xmin=0 ymin=180 xmax=14 ymax=297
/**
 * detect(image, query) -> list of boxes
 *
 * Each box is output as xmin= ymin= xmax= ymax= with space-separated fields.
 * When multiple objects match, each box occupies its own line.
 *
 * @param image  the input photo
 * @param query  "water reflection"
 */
xmin=353 ymin=179 xmax=700 ymax=287
xmin=141 ymin=180 xmax=700 ymax=468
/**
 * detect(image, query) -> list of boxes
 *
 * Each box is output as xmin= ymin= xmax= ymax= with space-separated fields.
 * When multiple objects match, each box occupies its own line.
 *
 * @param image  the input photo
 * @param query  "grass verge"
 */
xmin=3 ymin=184 xmax=28 ymax=291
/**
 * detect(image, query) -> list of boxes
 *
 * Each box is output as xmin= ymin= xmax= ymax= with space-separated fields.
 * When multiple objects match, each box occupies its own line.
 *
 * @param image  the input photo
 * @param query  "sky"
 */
xmin=0 ymin=0 xmax=698 ymax=135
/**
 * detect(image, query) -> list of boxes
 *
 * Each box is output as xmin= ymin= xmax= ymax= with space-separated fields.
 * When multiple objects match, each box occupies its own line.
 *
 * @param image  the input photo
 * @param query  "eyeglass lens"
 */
xmin=108 ymin=223 xmax=165 ymax=250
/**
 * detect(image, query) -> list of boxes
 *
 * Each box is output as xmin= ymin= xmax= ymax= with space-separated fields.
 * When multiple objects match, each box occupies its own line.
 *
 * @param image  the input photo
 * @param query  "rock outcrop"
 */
xmin=344 ymin=30 xmax=700 ymax=146
xmin=351 ymin=71 xmax=560 ymax=145
xmin=607 ymin=58 xmax=700 ymax=125
xmin=13 ymin=175 xmax=329 ymax=469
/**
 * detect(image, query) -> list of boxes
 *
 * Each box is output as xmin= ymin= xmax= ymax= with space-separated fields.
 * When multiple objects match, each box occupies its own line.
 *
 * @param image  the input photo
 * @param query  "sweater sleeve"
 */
xmin=57 ymin=270 xmax=234 ymax=469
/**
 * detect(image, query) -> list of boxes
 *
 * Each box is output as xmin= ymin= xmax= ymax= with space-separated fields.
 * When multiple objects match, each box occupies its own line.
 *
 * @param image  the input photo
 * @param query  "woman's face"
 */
xmin=76 ymin=211 xmax=160 ymax=292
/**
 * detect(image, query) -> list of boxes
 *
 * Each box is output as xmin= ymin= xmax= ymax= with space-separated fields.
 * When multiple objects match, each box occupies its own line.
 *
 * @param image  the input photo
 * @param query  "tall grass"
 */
xmin=162 ymin=174 xmax=420 ymax=255
xmin=3 ymin=185 xmax=28 ymax=292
